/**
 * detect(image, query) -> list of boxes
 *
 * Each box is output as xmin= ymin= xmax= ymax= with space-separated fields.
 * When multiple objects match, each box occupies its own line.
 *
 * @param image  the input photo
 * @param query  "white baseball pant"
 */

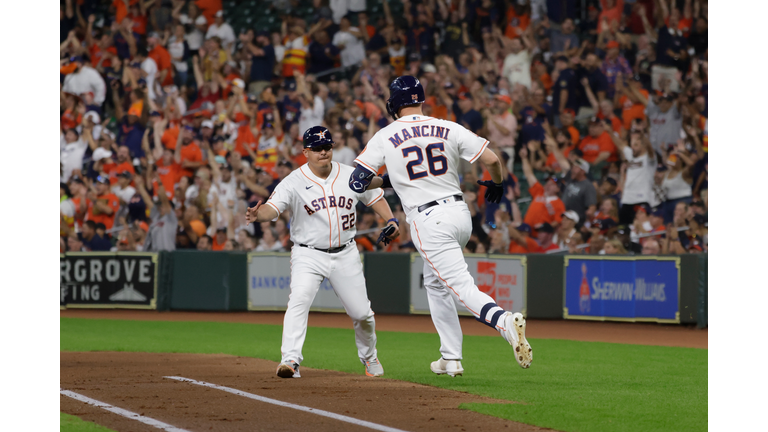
xmin=409 ymin=199 xmax=509 ymax=360
xmin=281 ymin=244 xmax=378 ymax=365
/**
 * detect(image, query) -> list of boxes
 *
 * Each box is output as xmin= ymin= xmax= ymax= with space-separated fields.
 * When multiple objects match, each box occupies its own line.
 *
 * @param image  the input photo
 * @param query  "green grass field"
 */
xmin=60 ymin=413 xmax=116 ymax=432
xmin=61 ymin=318 xmax=707 ymax=432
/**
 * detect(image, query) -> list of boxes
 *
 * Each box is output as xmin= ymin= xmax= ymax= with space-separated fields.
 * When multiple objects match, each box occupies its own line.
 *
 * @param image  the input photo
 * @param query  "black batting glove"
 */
xmin=380 ymin=173 xmax=392 ymax=188
xmin=376 ymin=224 xmax=397 ymax=246
xmin=477 ymin=180 xmax=504 ymax=204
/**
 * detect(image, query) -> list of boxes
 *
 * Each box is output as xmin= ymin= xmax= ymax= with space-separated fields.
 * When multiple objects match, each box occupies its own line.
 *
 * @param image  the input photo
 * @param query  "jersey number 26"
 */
xmin=402 ymin=143 xmax=447 ymax=181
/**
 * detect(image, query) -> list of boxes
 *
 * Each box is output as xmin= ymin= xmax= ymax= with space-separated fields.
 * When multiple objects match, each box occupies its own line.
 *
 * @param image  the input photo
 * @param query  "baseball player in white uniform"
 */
xmin=245 ymin=126 xmax=400 ymax=379
xmin=348 ymin=76 xmax=533 ymax=376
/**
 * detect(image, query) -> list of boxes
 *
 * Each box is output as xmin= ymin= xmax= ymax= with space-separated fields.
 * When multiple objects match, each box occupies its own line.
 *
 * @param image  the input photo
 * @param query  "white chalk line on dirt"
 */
xmin=164 ymin=376 xmax=410 ymax=432
xmin=60 ymin=389 xmax=191 ymax=432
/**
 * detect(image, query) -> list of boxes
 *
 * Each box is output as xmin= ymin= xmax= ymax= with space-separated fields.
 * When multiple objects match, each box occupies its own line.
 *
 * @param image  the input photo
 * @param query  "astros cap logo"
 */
xmin=314 ymin=130 xmax=327 ymax=140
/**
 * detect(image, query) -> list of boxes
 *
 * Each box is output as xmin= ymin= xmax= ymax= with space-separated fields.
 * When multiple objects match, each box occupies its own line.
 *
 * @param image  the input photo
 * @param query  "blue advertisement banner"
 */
xmin=563 ymin=257 xmax=680 ymax=323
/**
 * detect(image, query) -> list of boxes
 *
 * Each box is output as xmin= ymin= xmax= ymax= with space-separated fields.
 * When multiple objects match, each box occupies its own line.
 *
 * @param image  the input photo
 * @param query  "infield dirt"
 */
xmin=61 ymin=351 xmax=554 ymax=432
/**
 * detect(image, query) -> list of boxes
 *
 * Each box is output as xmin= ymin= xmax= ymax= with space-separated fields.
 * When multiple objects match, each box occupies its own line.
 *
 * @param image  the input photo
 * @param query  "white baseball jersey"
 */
xmin=265 ymin=161 xmax=384 ymax=249
xmin=354 ymin=115 xmax=489 ymax=215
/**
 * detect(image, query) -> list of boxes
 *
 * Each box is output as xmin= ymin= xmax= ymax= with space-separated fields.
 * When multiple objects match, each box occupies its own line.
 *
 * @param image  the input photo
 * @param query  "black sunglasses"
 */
xmin=309 ymin=144 xmax=333 ymax=153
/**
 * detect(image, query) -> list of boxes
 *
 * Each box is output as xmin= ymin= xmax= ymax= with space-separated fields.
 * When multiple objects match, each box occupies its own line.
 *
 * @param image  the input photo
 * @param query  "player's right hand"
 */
xmin=477 ymin=180 xmax=504 ymax=204
xmin=245 ymin=201 xmax=263 ymax=226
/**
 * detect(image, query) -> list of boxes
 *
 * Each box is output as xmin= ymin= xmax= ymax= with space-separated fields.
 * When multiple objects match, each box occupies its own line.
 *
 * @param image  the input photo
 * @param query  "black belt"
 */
xmin=418 ymin=195 xmax=464 ymax=213
xmin=299 ymin=240 xmax=353 ymax=254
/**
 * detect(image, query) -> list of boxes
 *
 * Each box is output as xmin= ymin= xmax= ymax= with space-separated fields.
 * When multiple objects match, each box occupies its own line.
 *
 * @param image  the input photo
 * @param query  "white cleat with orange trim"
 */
xmin=501 ymin=312 xmax=532 ymax=368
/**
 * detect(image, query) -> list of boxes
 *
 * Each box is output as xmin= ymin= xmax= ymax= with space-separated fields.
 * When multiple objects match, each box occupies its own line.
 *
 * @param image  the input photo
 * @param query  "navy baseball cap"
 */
xmin=517 ymin=223 xmax=532 ymax=234
xmin=303 ymin=126 xmax=334 ymax=148
xmin=70 ymin=56 xmax=83 ymax=63
xmin=651 ymin=208 xmax=664 ymax=218
xmin=247 ymin=94 xmax=259 ymax=104
xmin=117 ymin=170 xmax=133 ymax=179
xmin=96 ymin=175 xmax=110 ymax=185
xmin=283 ymin=80 xmax=297 ymax=91
xmin=538 ymin=222 xmax=555 ymax=234
xmin=692 ymin=214 xmax=706 ymax=225
xmin=599 ymin=218 xmax=617 ymax=230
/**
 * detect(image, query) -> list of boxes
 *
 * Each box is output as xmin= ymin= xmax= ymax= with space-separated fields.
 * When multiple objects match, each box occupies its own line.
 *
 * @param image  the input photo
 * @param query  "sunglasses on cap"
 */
xmin=309 ymin=144 xmax=333 ymax=152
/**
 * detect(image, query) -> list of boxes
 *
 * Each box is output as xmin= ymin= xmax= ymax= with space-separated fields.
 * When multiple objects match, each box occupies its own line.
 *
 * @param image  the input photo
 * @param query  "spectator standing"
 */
xmin=561 ymin=157 xmax=598 ymax=224
xmin=245 ymin=31 xmax=276 ymax=95
xmin=577 ymin=117 xmax=616 ymax=166
xmin=611 ymin=131 xmax=656 ymax=224
xmin=296 ymin=73 xmax=325 ymax=137
xmin=205 ymin=10 xmax=236 ymax=53
xmin=147 ymin=32 xmax=174 ymax=87
xmin=549 ymin=18 xmax=580 ymax=56
xmin=577 ymin=53 xmax=608 ymax=118
xmin=646 ymin=93 xmax=682 ymax=153
xmin=282 ymin=26 xmax=310 ymax=77
xmin=333 ymin=15 xmax=366 ymax=70
xmin=61 ymin=129 xmax=88 ymax=182
xmin=485 ymin=95 xmax=517 ymax=159
xmin=173 ymin=1 xmax=208 ymax=56
xmin=167 ymin=24 xmax=191 ymax=88
xmin=62 ymin=56 xmax=107 ymax=106
xmin=615 ymin=74 xmax=649 ymax=130
xmin=660 ymin=141 xmax=694 ymax=224
xmin=457 ymin=92 xmax=483 ymax=134
xmin=600 ymin=41 xmax=632 ymax=99
xmin=502 ymin=31 xmax=535 ymax=89
xmin=307 ymin=30 xmax=338 ymax=77
xmin=519 ymin=147 xmax=566 ymax=234
xmin=641 ymin=6 xmax=687 ymax=92
xmin=87 ymin=176 xmax=120 ymax=231
xmin=551 ymin=56 xmax=580 ymax=122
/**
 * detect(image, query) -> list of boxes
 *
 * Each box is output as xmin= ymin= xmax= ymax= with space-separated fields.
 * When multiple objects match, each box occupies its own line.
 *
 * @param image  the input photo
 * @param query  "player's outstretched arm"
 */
xmin=245 ymin=200 xmax=279 ymax=226
xmin=476 ymin=147 xmax=505 ymax=204
xmin=370 ymin=199 xmax=400 ymax=245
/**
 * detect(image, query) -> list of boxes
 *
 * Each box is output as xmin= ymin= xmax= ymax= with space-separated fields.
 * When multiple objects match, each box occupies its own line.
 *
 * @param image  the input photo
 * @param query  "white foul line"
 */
xmin=164 ymin=376 xmax=410 ymax=432
xmin=60 ymin=389 xmax=191 ymax=432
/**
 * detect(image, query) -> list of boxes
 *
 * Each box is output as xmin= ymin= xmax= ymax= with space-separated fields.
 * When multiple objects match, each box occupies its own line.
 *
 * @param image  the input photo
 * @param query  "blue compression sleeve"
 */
xmin=349 ymin=164 xmax=375 ymax=193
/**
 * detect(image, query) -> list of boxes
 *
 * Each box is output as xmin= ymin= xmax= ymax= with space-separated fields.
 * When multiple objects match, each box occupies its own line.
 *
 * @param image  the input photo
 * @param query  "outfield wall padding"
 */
xmin=363 ymin=252 xmax=412 ymax=315
xmin=67 ymin=251 xmax=705 ymax=326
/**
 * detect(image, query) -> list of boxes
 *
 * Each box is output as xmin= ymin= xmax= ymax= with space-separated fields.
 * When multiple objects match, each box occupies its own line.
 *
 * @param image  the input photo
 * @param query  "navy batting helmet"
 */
xmin=302 ymin=126 xmax=334 ymax=148
xmin=386 ymin=76 xmax=425 ymax=119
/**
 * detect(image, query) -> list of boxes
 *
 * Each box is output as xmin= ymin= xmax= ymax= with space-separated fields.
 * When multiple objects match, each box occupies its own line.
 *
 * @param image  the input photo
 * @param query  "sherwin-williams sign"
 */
xmin=563 ymin=257 xmax=680 ymax=323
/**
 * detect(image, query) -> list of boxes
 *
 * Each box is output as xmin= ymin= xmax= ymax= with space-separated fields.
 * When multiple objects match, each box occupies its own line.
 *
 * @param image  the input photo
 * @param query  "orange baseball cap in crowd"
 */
xmin=606 ymin=40 xmax=620 ymax=50
xmin=495 ymin=94 xmax=512 ymax=105
xmin=189 ymin=220 xmax=207 ymax=237
xmin=562 ymin=108 xmax=576 ymax=116
xmin=139 ymin=221 xmax=149 ymax=232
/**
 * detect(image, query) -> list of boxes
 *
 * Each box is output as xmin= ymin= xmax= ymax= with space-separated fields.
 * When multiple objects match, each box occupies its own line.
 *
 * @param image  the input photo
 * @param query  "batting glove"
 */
xmin=380 ymin=173 xmax=392 ymax=188
xmin=477 ymin=180 xmax=504 ymax=204
xmin=376 ymin=223 xmax=398 ymax=246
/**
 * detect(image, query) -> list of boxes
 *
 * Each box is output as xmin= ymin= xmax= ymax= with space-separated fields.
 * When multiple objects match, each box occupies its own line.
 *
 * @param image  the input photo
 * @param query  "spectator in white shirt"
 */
xmin=332 ymin=15 xmax=365 ymax=68
xmin=62 ymin=57 xmax=106 ymax=106
xmin=502 ymin=30 xmax=535 ymax=90
xmin=484 ymin=94 xmax=518 ymax=162
xmin=61 ymin=129 xmax=88 ymax=182
xmin=205 ymin=10 xmax=236 ymax=53
xmin=296 ymin=73 xmax=325 ymax=137
xmin=167 ymin=24 xmax=190 ymax=87
xmin=172 ymin=2 xmax=207 ymax=55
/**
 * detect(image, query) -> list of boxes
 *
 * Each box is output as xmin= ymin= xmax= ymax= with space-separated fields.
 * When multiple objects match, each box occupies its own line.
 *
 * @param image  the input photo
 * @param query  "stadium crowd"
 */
xmin=60 ymin=0 xmax=708 ymax=255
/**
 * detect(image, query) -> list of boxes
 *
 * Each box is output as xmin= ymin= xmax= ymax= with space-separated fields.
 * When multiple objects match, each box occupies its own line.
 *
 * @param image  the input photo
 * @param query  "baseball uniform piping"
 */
xmin=300 ymin=166 xmax=333 ymax=248
xmin=330 ymin=162 xmax=342 ymax=247
xmin=469 ymin=140 xmax=489 ymax=163
xmin=412 ymin=221 xmax=480 ymax=317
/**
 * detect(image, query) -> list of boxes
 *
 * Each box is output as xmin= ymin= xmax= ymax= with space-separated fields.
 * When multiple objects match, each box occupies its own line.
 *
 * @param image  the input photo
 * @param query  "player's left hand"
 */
xmin=376 ymin=221 xmax=400 ymax=246
xmin=245 ymin=201 xmax=263 ymax=226
xmin=477 ymin=180 xmax=505 ymax=204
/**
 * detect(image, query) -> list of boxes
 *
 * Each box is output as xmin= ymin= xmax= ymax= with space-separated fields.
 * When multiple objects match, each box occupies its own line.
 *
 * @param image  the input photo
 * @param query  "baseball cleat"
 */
xmin=364 ymin=358 xmax=384 ymax=377
xmin=276 ymin=361 xmax=301 ymax=378
xmin=430 ymin=357 xmax=464 ymax=377
xmin=502 ymin=312 xmax=532 ymax=368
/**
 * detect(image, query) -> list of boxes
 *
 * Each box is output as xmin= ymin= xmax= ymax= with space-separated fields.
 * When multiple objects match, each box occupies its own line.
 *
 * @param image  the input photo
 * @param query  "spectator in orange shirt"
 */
xmin=560 ymin=109 xmax=580 ymax=145
xmin=578 ymin=117 xmax=617 ymax=165
xmin=105 ymin=145 xmax=136 ymax=185
xmin=147 ymin=32 xmax=174 ymax=86
xmin=519 ymin=147 xmax=566 ymax=235
xmin=597 ymin=99 xmax=622 ymax=134
xmin=598 ymin=0 xmax=624 ymax=30
xmin=615 ymin=74 xmax=649 ymax=130
xmin=544 ymin=128 xmax=574 ymax=173
xmin=508 ymin=223 xmax=542 ymax=254
xmin=195 ymin=0 xmax=223 ymax=26
xmin=87 ymin=175 xmax=121 ymax=231
xmin=175 ymin=124 xmax=204 ymax=178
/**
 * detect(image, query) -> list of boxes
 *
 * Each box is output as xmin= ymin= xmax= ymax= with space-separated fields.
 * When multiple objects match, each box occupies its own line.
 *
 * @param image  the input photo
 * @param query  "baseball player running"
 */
xmin=348 ymin=76 xmax=532 ymax=376
xmin=245 ymin=126 xmax=400 ymax=379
